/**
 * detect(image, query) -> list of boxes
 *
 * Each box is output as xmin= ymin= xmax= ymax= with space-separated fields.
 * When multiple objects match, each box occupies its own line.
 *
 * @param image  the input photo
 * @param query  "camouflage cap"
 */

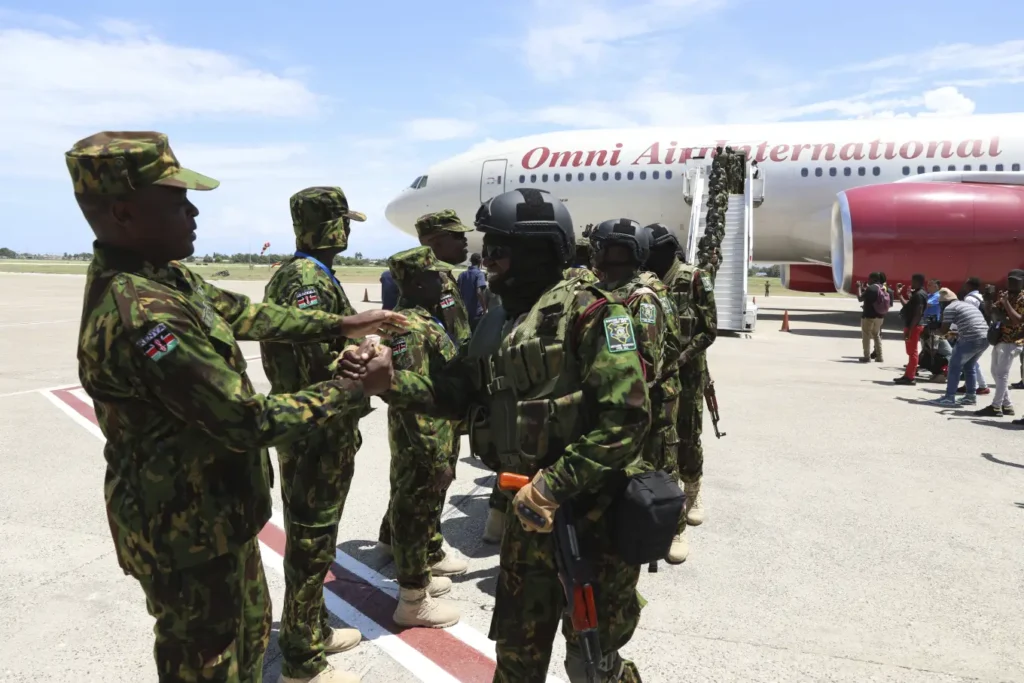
xmin=388 ymin=246 xmax=450 ymax=290
xmin=65 ymin=131 xmax=219 ymax=195
xmin=290 ymin=186 xmax=366 ymax=251
xmin=414 ymin=209 xmax=473 ymax=239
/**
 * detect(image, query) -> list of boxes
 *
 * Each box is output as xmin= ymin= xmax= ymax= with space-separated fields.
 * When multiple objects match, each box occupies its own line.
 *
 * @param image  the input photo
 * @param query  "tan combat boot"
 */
xmin=324 ymin=627 xmax=361 ymax=653
xmin=685 ymin=479 xmax=705 ymax=526
xmin=393 ymin=587 xmax=461 ymax=628
xmin=427 ymin=575 xmax=452 ymax=597
xmin=430 ymin=549 xmax=468 ymax=577
xmin=665 ymin=527 xmax=689 ymax=564
xmin=481 ymin=507 xmax=505 ymax=544
xmin=278 ymin=663 xmax=361 ymax=683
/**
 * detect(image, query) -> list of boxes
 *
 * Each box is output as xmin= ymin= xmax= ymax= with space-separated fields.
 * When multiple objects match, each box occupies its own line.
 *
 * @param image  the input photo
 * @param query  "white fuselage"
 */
xmin=384 ymin=113 xmax=1024 ymax=263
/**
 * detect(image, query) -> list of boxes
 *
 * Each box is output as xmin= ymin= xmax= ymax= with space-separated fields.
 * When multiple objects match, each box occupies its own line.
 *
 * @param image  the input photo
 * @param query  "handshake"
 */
xmin=330 ymin=309 xmax=406 ymax=395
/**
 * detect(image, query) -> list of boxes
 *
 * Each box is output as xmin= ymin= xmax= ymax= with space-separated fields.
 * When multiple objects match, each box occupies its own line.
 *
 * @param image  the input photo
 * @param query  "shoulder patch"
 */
xmin=295 ymin=287 xmax=320 ymax=309
xmin=439 ymin=292 xmax=456 ymax=309
xmin=638 ymin=301 xmax=657 ymax=324
xmin=391 ymin=336 xmax=408 ymax=356
xmin=135 ymin=323 xmax=179 ymax=362
xmin=660 ymin=295 xmax=676 ymax=314
xmin=700 ymin=273 xmax=713 ymax=292
xmin=603 ymin=315 xmax=637 ymax=353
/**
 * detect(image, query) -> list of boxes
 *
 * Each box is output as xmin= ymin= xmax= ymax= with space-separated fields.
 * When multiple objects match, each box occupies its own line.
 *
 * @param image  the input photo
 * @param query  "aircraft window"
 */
xmin=948 ymin=165 xmax=956 ymax=171
xmin=829 ymin=167 xmax=837 ymax=177
xmin=917 ymin=166 xmax=925 ymax=174
xmin=566 ymin=173 xmax=572 ymax=182
xmin=519 ymin=175 xmax=525 ymax=183
xmin=1014 ymin=164 xmax=1021 ymax=171
xmin=843 ymin=167 xmax=851 ymax=176
xmin=814 ymin=168 xmax=822 ymax=177
xmin=640 ymin=171 xmax=647 ymax=180
xmin=590 ymin=172 xmax=597 ymax=180
xmin=554 ymin=173 xmax=560 ymax=181
xmin=932 ymin=165 xmax=940 ymax=172
xmin=996 ymin=164 xmax=1004 ymax=171
xmin=902 ymin=166 xmax=910 ymax=176
xmin=530 ymin=174 xmax=537 ymax=182
xmin=578 ymin=173 xmax=584 ymax=181
xmin=980 ymin=164 xmax=988 ymax=171
xmin=627 ymin=171 xmax=634 ymax=180
xmin=666 ymin=170 xmax=673 ymax=179
xmin=542 ymin=173 xmax=548 ymax=182
xmin=409 ymin=176 xmax=422 ymax=189
xmin=614 ymin=172 xmax=621 ymax=180
xmin=602 ymin=172 xmax=609 ymax=180
xmin=801 ymin=168 xmax=808 ymax=177
xmin=964 ymin=165 xmax=972 ymax=171
xmin=872 ymin=167 xmax=880 ymax=176
xmin=858 ymin=167 xmax=866 ymax=176
xmin=653 ymin=171 xmax=660 ymax=179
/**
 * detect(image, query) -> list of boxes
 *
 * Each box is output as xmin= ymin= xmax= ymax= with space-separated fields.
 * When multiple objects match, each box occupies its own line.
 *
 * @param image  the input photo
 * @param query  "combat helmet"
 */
xmin=474 ymin=188 xmax=575 ymax=265
xmin=589 ymin=218 xmax=650 ymax=265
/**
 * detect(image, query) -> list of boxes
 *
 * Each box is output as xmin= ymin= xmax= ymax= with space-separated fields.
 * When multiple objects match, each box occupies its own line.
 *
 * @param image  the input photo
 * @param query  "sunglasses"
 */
xmin=482 ymin=243 xmax=512 ymax=260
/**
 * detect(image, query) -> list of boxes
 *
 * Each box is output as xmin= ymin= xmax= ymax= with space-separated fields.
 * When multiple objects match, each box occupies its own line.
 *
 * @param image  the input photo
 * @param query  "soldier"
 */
xmin=644 ymin=224 xmax=717 ymax=532
xmin=590 ymin=219 xmax=687 ymax=562
xmin=345 ymin=188 xmax=652 ymax=682
xmin=381 ymin=246 xmax=464 ymax=628
xmin=414 ymin=208 xmax=505 ymax=546
xmin=260 ymin=187 xmax=373 ymax=683
xmin=564 ymin=234 xmax=598 ymax=283
xmin=67 ymin=131 xmax=406 ymax=683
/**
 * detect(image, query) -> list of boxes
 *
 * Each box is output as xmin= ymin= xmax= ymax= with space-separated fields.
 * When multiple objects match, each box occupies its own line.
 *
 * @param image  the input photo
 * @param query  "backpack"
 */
xmin=873 ymin=285 xmax=892 ymax=316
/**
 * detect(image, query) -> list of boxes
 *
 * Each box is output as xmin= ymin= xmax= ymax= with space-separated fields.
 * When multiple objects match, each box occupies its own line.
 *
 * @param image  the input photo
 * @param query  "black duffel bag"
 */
xmin=609 ymin=471 xmax=685 ymax=566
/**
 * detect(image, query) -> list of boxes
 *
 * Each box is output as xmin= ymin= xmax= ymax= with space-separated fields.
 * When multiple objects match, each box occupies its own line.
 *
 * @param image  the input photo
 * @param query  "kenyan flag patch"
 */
xmin=136 ymin=323 xmax=179 ymax=362
xmin=439 ymin=293 xmax=455 ymax=309
xmin=295 ymin=287 xmax=320 ymax=309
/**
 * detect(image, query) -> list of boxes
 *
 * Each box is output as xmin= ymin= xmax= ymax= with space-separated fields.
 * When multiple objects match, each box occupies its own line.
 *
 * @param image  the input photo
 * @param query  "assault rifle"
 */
xmin=499 ymin=473 xmax=602 ymax=683
xmin=704 ymin=371 xmax=726 ymax=438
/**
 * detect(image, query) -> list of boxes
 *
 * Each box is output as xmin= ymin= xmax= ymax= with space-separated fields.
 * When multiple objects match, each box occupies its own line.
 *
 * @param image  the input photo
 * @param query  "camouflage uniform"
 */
xmin=609 ymin=272 xmax=684 ymax=473
xmin=67 ymin=132 xmax=370 ymax=683
xmin=380 ymin=247 xmax=459 ymax=589
xmin=662 ymin=257 xmax=718 ymax=531
xmin=384 ymin=277 xmax=651 ymax=682
xmin=261 ymin=187 xmax=369 ymax=679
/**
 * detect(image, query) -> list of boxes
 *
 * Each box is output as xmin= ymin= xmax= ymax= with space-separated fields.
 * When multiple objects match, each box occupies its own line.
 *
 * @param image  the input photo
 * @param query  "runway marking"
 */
xmin=41 ymin=385 xmax=563 ymax=683
xmin=0 ymin=319 xmax=79 ymax=328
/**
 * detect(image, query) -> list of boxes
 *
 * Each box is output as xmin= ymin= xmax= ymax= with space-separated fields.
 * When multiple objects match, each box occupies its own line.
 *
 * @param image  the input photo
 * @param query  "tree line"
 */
xmin=0 ymin=248 xmax=387 ymax=268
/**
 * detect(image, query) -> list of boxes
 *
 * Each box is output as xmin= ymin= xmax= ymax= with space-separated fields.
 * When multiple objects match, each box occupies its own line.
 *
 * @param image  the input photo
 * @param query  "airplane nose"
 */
xmin=384 ymin=196 xmax=401 ymax=229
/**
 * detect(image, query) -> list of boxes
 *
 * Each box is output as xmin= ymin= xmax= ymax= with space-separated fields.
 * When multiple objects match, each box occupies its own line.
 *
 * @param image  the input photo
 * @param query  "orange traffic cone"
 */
xmin=363 ymin=288 xmax=369 ymax=303
xmin=781 ymin=310 xmax=791 ymax=332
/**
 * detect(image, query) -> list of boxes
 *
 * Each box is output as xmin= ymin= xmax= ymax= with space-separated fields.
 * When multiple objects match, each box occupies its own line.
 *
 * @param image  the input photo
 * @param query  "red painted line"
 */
xmin=49 ymin=386 xmax=499 ymax=683
xmin=53 ymin=387 xmax=97 ymax=423
xmin=259 ymin=524 xmax=495 ymax=683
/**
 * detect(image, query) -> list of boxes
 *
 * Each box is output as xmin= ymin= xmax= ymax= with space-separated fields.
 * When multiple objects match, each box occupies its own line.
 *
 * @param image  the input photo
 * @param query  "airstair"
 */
xmin=682 ymin=154 xmax=765 ymax=333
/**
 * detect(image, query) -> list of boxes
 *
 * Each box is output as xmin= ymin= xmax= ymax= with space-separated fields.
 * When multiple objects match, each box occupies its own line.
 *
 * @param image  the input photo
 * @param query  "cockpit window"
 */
xmin=418 ymin=175 xmax=428 ymax=188
xmin=409 ymin=176 xmax=422 ymax=189
xmin=409 ymin=175 xmax=429 ymax=189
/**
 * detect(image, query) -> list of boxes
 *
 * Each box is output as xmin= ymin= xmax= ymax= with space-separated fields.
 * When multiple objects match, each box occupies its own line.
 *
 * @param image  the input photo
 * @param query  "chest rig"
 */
xmin=668 ymin=262 xmax=698 ymax=344
xmin=467 ymin=280 xmax=608 ymax=472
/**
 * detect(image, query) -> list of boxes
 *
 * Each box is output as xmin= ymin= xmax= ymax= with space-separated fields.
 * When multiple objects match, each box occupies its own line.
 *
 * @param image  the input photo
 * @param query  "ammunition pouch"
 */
xmin=609 ymin=471 xmax=685 ymax=565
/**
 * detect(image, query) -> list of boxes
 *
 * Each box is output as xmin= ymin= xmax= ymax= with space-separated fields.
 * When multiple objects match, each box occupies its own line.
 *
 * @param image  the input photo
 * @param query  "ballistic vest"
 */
xmin=663 ymin=259 xmax=698 ymax=345
xmin=466 ymin=279 xmax=630 ymax=473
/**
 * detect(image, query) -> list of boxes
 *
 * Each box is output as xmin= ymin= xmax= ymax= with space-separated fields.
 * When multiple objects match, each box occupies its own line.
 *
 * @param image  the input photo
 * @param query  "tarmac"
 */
xmin=1 ymin=272 xmax=1022 ymax=683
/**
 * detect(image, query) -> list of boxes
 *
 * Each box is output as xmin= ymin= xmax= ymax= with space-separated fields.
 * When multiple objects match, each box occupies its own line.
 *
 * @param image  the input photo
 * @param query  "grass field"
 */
xmin=0 ymin=260 xmax=389 ymax=283
xmin=1 ymin=261 xmax=848 ymax=296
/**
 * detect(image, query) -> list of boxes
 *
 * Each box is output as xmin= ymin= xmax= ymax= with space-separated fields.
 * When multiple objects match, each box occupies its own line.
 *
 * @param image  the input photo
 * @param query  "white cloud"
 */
xmin=403 ymin=117 xmax=480 ymax=141
xmin=523 ymin=0 xmax=728 ymax=80
xmin=919 ymin=86 xmax=976 ymax=117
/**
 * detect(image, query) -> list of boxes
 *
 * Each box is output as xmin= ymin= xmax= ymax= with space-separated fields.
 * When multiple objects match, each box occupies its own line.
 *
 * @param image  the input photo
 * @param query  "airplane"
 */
xmin=384 ymin=113 xmax=1024 ymax=294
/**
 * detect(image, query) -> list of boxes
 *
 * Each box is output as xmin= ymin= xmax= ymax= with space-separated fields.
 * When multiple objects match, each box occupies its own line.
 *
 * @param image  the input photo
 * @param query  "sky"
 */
xmin=1 ymin=0 xmax=1023 ymax=258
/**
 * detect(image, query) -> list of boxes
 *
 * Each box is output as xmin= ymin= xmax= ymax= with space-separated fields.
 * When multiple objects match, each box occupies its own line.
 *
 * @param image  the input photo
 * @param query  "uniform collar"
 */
xmin=90 ymin=241 xmax=190 ymax=291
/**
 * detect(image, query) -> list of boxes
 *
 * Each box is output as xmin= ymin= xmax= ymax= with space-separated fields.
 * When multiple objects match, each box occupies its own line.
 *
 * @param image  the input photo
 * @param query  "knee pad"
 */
xmin=564 ymin=647 xmax=625 ymax=682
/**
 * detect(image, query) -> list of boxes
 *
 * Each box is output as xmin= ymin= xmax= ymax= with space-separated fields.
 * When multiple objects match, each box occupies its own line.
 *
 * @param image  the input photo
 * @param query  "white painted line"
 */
xmin=259 ymin=540 xmax=461 ymax=683
xmin=40 ymin=389 xmax=105 ymax=440
xmin=0 ymin=319 xmax=79 ymax=328
xmin=0 ymin=382 xmax=82 ymax=399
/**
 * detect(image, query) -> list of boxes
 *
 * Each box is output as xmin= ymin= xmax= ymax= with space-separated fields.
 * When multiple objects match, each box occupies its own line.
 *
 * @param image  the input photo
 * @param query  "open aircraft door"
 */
xmin=480 ymin=159 xmax=507 ymax=203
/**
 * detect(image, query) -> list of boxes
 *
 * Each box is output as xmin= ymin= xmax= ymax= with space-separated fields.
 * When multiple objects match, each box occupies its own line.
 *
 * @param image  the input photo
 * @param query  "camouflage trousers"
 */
xmin=676 ymin=362 xmax=704 ymax=532
xmin=277 ymin=436 xmax=359 ymax=679
xmin=135 ymin=538 xmax=271 ymax=683
xmin=644 ymin=383 xmax=680 ymax=474
xmin=379 ymin=437 xmax=458 ymax=589
xmin=490 ymin=508 xmax=644 ymax=682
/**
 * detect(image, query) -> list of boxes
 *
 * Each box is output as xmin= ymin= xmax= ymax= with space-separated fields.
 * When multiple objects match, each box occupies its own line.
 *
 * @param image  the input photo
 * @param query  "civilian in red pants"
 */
xmin=894 ymin=273 xmax=927 ymax=385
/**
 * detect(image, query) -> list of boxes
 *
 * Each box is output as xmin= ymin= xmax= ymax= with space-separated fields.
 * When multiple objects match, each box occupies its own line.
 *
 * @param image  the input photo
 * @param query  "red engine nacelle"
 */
xmin=781 ymin=264 xmax=835 ymax=292
xmin=831 ymin=182 xmax=1024 ymax=294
